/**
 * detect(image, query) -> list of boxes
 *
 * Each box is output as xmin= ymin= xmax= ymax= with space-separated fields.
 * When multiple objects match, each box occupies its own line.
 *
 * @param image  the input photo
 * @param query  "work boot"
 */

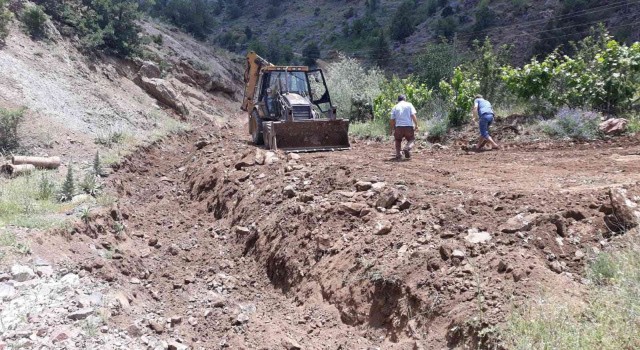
xmin=403 ymin=149 xmax=411 ymax=159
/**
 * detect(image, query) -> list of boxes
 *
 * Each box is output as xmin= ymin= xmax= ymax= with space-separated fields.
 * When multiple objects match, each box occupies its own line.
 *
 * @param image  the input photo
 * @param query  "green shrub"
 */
xmin=79 ymin=0 xmax=142 ymax=57
xmin=21 ymin=5 xmax=48 ymax=39
xmin=433 ymin=16 xmax=457 ymax=40
xmin=373 ymin=75 xmax=432 ymax=124
xmin=439 ymin=67 xmax=479 ymax=127
xmin=628 ymin=114 xmax=640 ymax=133
xmin=80 ymin=171 xmax=100 ymax=196
xmin=539 ymin=108 xmax=601 ymax=140
xmin=59 ymin=165 xmax=75 ymax=202
xmin=462 ymin=38 xmax=512 ymax=102
xmin=151 ymin=34 xmax=162 ymax=45
xmin=325 ymin=55 xmax=384 ymax=121
xmin=414 ymin=41 xmax=458 ymax=89
xmin=389 ymin=0 xmax=415 ymax=41
xmin=37 ymin=174 xmax=56 ymax=200
xmin=426 ymin=115 xmax=449 ymax=141
xmin=302 ymin=42 xmax=320 ymax=66
xmin=0 ymin=107 xmax=25 ymax=151
xmin=93 ymin=151 xmax=102 ymax=176
xmin=502 ymin=30 xmax=640 ymax=115
xmin=0 ymin=0 xmax=11 ymax=43
xmin=424 ymin=97 xmax=451 ymax=141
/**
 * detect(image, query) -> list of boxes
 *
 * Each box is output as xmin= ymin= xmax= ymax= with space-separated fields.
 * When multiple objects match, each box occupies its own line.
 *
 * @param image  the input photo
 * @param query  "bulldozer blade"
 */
xmin=263 ymin=119 xmax=350 ymax=152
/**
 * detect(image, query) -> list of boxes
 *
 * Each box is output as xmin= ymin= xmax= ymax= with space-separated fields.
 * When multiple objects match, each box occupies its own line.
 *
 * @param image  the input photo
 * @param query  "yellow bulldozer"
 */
xmin=241 ymin=52 xmax=350 ymax=152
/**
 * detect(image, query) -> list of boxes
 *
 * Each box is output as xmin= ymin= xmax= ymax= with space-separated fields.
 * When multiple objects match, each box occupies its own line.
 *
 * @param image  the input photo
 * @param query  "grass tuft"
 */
xmin=502 ymin=247 xmax=640 ymax=350
xmin=0 ymin=170 xmax=70 ymax=227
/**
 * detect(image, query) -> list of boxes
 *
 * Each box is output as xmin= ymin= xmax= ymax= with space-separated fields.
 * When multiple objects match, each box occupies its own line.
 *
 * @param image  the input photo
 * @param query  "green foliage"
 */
xmin=370 ymin=31 xmax=391 ymax=65
xmin=302 ymin=42 xmax=320 ymax=66
xmin=151 ymin=34 xmax=163 ymax=45
xmin=503 ymin=248 xmax=640 ymax=350
xmin=539 ymin=108 xmax=601 ymax=140
xmin=0 ymin=171 xmax=68 ymax=228
xmin=439 ymin=67 xmax=479 ymax=127
xmin=389 ymin=0 xmax=414 ymax=41
xmin=93 ymin=151 xmax=102 ymax=176
xmin=628 ymin=114 xmax=640 ymax=134
xmin=80 ymin=0 xmax=142 ymax=57
xmin=433 ymin=16 xmax=457 ymax=40
xmin=472 ymin=2 xmax=495 ymax=36
xmin=462 ymin=38 xmax=512 ymax=102
xmin=349 ymin=119 xmax=388 ymax=139
xmin=21 ymin=5 xmax=48 ymax=39
xmin=37 ymin=174 xmax=56 ymax=200
xmin=415 ymin=41 xmax=458 ymax=89
xmin=0 ymin=107 xmax=25 ymax=151
xmin=426 ymin=114 xmax=449 ymax=141
xmin=502 ymin=31 xmax=640 ymax=115
xmin=373 ymin=75 xmax=432 ymax=124
xmin=151 ymin=0 xmax=215 ymax=39
xmin=38 ymin=0 xmax=142 ymax=57
xmin=80 ymin=171 xmax=100 ymax=196
xmin=24 ymin=0 xmax=141 ymax=56
xmin=325 ymin=55 xmax=385 ymax=121
xmin=0 ymin=0 xmax=12 ymax=43
xmin=59 ymin=165 xmax=75 ymax=202
xmin=263 ymin=36 xmax=294 ymax=65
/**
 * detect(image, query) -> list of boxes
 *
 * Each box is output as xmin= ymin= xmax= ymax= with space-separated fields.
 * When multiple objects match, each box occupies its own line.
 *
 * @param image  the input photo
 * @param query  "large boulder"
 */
xmin=176 ymin=60 xmax=236 ymax=97
xmin=607 ymin=188 xmax=640 ymax=230
xmin=138 ymin=61 xmax=161 ymax=79
xmin=499 ymin=213 xmax=540 ymax=233
xmin=599 ymin=118 xmax=628 ymax=135
xmin=376 ymin=189 xmax=399 ymax=209
xmin=140 ymin=77 xmax=188 ymax=116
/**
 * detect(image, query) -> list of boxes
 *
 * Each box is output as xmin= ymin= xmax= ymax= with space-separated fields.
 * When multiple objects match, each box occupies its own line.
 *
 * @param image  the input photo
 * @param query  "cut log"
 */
xmin=11 ymin=156 xmax=61 ymax=169
xmin=5 ymin=164 xmax=36 ymax=177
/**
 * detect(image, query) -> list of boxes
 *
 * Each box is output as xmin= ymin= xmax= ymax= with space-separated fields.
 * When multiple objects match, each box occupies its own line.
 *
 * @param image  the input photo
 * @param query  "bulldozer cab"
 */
xmin=258 ymin=69 xmax=334 ymax=121
xmin=243 ymin=51 xmax=349 ymax=152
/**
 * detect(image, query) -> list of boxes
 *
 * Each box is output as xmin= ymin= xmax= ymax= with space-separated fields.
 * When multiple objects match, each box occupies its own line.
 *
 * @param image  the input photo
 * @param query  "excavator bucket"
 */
xmin=263 ymin=119 xmax=350 ymax=152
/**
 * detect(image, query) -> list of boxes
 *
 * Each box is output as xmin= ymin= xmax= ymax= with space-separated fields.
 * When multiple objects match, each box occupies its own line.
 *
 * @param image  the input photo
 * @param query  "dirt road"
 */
xmin=36 ymin=120 xmax=640 ymax=349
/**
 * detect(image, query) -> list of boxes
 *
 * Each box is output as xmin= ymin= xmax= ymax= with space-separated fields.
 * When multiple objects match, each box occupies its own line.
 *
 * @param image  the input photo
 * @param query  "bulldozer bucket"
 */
xmin=263 ymin=119 xmax=351 ymax=152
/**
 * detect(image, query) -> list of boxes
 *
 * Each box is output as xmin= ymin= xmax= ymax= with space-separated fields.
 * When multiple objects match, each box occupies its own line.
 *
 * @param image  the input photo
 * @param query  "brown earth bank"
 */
xmin=24 ymin=120 xmax=640 ymax=349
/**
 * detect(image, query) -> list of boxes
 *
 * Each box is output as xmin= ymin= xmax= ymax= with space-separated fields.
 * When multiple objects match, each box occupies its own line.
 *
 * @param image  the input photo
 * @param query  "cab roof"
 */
xmin=262 ymin=66 xmax=309 ymax=72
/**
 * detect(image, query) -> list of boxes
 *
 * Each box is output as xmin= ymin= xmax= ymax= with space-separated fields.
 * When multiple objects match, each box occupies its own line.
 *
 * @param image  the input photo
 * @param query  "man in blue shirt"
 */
xmin=389 ymin=94 xmax=419 ymax=160
xmin=472 ymin=95 xmax=500 ymax=150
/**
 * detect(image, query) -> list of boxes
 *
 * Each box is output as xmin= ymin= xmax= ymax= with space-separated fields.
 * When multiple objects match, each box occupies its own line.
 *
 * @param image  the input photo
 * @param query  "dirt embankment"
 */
xmin=52 ymin=120 xmax=640 ymax=349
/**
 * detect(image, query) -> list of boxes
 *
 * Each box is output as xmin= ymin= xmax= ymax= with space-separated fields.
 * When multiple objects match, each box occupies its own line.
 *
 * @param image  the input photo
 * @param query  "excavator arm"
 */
xmin=241 ymin=51 xmax=272 ymax=112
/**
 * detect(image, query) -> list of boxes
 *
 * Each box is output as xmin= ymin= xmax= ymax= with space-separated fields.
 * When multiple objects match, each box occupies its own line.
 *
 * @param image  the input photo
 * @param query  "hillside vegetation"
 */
xmin=146 ymin=0 xmax=640 ymax=67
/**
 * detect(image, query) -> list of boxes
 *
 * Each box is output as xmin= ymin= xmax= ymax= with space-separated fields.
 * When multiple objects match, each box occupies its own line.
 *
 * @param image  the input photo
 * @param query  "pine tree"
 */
xmin=371 ymin=31 xmax=391 ymax=65
xmin=93 ymin=151 xmax=102 ymax=176
xmin=60 ymin=165 xmax=75 ymax=201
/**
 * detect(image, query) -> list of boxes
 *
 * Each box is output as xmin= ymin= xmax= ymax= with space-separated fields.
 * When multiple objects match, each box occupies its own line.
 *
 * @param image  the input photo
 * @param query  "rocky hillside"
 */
xmin=0 ymin=11 xmax=243 ymax=164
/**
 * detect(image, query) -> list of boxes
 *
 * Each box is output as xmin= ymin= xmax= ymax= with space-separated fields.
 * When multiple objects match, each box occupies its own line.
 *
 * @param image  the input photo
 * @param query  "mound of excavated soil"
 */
xmin=40 ymin=122 xmax=638 ymax=349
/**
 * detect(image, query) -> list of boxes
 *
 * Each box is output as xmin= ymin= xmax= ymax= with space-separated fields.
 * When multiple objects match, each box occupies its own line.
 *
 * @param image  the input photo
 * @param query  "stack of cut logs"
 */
xmin=0 ymin=156 xmax=61 ymax=177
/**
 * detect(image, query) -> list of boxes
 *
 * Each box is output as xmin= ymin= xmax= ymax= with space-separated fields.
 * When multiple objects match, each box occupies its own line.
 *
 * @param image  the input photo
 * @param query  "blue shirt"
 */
xmin=391 ymin=101 xmax=417 ymax=127
xmin=474 ymin=98 xmax=494 ymax=117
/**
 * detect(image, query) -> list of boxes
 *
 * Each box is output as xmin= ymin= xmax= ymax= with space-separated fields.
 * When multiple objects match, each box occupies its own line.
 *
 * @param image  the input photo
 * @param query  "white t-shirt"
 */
xmin=391 ymin=101 xmax=417 ymax=127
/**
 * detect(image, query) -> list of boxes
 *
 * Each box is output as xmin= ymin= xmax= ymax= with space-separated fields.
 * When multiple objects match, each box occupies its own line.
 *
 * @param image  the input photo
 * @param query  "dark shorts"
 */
xmin=479 ymin=114 xmax=494 ymax=138
xmin=394 ymin=126 xmax=415 ymax=142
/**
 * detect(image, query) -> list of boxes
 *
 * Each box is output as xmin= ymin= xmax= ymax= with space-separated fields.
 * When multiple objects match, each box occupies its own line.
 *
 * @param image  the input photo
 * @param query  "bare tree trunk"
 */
xmin=11 ymin=156 xmax=61 ymax=169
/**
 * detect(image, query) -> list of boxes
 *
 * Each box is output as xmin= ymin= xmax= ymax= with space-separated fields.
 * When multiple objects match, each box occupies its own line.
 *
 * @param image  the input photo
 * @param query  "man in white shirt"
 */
xmin=389 ymin=94 xmax=419 ymax=160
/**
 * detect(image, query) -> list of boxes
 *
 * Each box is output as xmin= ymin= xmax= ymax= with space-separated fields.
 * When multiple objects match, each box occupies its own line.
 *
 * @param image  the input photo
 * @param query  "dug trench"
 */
xmin=54 ymin=119 xmax=640 ymax=349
